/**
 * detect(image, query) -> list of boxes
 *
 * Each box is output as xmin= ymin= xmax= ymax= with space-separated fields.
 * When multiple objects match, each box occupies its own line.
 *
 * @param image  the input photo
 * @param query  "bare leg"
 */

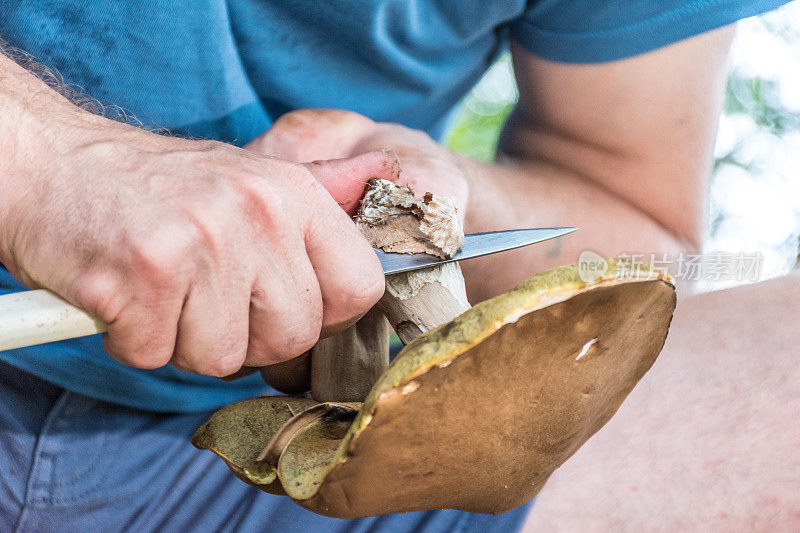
xmin=524 ymin=273 xmax=800 ymax=532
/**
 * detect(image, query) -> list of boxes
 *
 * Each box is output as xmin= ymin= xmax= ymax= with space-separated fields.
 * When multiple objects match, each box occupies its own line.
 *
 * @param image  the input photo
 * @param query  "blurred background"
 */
xmin=446 ymin=3 xmax=800 ymax=291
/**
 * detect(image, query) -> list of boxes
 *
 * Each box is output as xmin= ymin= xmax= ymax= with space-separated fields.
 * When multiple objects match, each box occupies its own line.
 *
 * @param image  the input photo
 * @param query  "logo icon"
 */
xmin=578 ymin=250 xmax=608 ymax=282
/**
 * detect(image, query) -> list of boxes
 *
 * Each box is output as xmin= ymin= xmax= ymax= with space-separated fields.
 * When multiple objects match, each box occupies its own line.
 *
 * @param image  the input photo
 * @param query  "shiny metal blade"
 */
xmin=376 ymin=227 xmax=578 ymax=275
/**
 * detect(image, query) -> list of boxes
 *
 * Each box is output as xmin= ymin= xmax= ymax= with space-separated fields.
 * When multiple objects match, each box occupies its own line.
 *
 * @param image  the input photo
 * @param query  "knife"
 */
xmin=377 ymin=227 xmax=577 ymax=275
xmin=0 ymin=227 xmax=576 ymax=351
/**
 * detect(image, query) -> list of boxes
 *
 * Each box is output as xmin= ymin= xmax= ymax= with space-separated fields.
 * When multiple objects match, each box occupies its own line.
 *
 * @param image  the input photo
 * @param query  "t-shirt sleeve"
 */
xmin=510 ymin=0 xmax=791 ymax=63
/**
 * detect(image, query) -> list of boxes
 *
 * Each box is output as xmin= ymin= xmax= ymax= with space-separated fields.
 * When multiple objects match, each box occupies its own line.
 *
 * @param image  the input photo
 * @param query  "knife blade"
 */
xmin=376 ymin=227 xmax=578 ymax=275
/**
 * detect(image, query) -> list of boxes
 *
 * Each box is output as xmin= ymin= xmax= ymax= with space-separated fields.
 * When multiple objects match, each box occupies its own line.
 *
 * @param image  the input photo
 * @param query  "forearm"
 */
xmin=460 ymin=30 xmax=733 ymax=302
xmin=0 ymin=51 xmax=59 ymax=266
xmin=0 ymin=48 xmax=146 ymax=268
xmin=0 ymin=47 xmax=94 ymax=160
xmin=460 ymin=153 xmax=688 ymax=302
xmin=0 ymin=49 xmax=96 ymax=195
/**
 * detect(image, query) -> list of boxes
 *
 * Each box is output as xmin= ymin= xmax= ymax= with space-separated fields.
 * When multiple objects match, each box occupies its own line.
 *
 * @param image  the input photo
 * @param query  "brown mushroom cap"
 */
xmin=192 ymin=260 xmax=676 ymax=518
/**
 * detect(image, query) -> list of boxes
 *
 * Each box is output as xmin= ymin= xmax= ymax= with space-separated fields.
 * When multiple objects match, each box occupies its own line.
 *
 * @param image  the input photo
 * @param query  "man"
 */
xmin=0 ymin=1 xmax=792 ymax=531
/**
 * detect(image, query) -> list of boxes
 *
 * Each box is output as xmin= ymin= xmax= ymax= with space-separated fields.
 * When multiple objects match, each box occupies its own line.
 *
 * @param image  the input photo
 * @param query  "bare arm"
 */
xmin=0 ymin=47 xmax=398 ymax=376
xmin=460 ymin=26 xmax=734 ymax=300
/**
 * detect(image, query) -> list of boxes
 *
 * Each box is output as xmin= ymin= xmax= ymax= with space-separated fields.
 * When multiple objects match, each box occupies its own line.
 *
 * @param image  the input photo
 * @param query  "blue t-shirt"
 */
xmin=0 ymin=0 xmax=787 ymax=413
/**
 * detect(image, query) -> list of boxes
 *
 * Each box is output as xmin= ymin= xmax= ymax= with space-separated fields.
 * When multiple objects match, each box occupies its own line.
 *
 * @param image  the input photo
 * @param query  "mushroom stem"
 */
xmin=379 ymin=263 xmax=469 ymax=344
xmin=309 ymin=179 xmax=470 ymax=401
xmin=310 ymin=308 xmax=391 ymax=402
xmin=357 ymin=179 xmax=471 ymax=344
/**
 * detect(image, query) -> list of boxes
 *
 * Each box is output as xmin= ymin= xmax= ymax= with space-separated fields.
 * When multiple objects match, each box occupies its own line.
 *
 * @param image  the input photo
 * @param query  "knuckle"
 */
xmin=268 ymin=110 xmax=375 ymax=159
xmin=103 ymin=305 xmax=178 ymax=370
xmin=234 ymin=178 xmax=290 ymax=236
xmin=275 ymin=109 xmax=372 ymax=132
xmin=388 ymin=121 xmax=432 ymax=143
xmin=271 ymin=109 xmax=315 ymax=133
xmin=126 ymin=227 xmax=192 ymax=284
xmin=284 ymin=302 xmax=324 ymax=356
xmin=196 ymin=350 xmax=247 ymax=378
xmin=134 ymin=351 xmax=173 ymax=370
xmin=318 ymin=109 xmax=375 ymax=128
xmin=109 ymin=342 xmax=172 ymax=370
xmin=285 ymin=330 xmax=320 ymax=361
xmin=261 ymin=317 xmax=322 ymax=365
xmin=173 ymin=335 xmax=248 ymax=377
xmin=340 ymin=265 xmax=385 ymax=313
xmin=70 ymin=270 xmax=125 ymax=323
xmin=256 ymin=111 xmax=327 ymax=157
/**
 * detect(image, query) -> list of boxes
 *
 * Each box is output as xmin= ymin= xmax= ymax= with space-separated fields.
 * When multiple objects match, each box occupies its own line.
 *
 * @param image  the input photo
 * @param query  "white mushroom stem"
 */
xmin=310 ymin=308 xmax=391 ymax=403
xmin=310 ymin=179 xmax=471 ymax=402
xmin=358 ymin=179 xmax=471 ymax=345
xmin=379 ymin=263 xmax=469 ymax=344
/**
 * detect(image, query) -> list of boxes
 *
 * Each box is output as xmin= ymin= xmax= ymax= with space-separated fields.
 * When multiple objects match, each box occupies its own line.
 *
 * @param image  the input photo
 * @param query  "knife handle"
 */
xmin=0 ymin=289 xmax=107 ymax=351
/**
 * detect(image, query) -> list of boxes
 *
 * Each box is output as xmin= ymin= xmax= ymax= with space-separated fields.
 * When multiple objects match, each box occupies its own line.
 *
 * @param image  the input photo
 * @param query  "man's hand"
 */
xmin=245 ymin=109 xmax=470 ymax=215
xmin=0 ymin=55 xmax=399 ymax=377
xmin=241 ymin=110 xmax=471 ymax=386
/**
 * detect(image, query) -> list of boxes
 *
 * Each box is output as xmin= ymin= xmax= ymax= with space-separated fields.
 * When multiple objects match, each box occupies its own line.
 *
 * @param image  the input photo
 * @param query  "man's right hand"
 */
xmin=0 ymin=87 xmax=398 ymax=376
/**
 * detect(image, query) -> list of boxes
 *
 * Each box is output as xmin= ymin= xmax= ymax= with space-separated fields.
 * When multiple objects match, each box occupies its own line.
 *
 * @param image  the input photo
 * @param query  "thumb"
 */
xmin=303 ymin=150 xmax=400 ymax=215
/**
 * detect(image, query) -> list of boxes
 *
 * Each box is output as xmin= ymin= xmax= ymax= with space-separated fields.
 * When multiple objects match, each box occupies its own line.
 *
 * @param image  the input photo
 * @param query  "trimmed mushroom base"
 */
xmin=193 ymin=261 xmax=676 ymax=518
xmin=308 ymin=179 xmax=469 ymax=402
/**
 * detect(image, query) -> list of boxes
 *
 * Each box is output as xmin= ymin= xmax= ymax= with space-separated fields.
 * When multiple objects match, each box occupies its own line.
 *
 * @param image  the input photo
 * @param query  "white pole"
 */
xmin=0 ymin=289 xmax=107 ymax=351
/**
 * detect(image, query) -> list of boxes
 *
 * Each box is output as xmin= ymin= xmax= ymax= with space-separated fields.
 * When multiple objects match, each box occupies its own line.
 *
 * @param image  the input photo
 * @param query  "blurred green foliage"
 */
xmin=445 ymin=53 xmax=517 ymax=161
xmin=714 ymin=71 xmax=799 ymax=176
xmin=445 ymin=103 xmax=514 ymax=161
xmin=724 ymin=73 xmax=799 ymax=134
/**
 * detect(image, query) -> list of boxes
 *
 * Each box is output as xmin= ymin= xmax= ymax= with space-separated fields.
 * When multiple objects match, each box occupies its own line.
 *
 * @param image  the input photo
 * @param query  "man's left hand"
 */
xmin=245 ymin=109 xmax=470 ymax=216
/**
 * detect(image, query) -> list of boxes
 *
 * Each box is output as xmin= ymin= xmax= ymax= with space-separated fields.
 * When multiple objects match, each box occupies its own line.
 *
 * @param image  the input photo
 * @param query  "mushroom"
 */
xmin=309 ymin=179 xmax=469 ymax=401
xmin=357 ymin=179 xmax=470 ymax=344
xmin=309 ymin=308 xmax=391 ymax=402
xmin=192 ymin=180 xmax=677 ymax=518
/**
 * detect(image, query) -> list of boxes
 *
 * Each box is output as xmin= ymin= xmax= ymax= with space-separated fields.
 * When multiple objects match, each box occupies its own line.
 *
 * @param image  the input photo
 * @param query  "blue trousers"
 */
xmin=0 ymin=361 xmax=531 ymax=532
